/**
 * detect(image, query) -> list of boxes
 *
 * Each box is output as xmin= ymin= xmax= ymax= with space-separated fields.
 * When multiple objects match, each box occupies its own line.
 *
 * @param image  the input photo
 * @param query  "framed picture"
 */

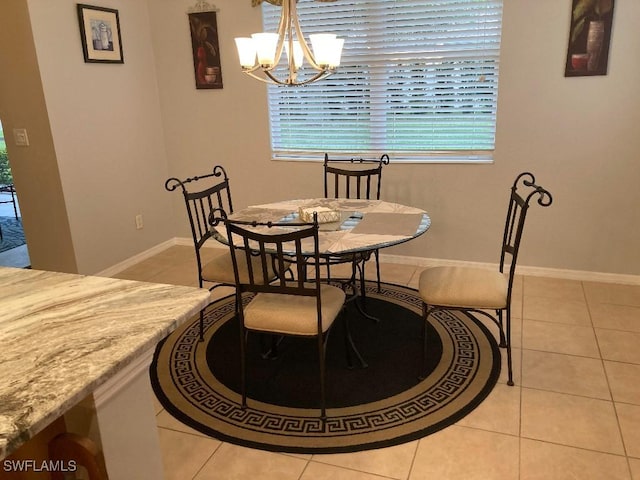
xmin=188 ymin=11 xmax=223 ymax=89
xmin=565 ymin=0 xmax=615 ymax=77
xmin=77 ymin=4 xmax=124 ymax=64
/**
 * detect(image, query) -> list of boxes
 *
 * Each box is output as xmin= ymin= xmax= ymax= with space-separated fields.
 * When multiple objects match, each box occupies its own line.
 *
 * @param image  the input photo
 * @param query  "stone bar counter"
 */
xmin=0 ymin=267 xmax=210 ymax=478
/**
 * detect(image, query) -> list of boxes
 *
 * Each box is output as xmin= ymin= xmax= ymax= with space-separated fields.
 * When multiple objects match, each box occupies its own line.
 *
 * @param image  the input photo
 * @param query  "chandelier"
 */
xmin=235 ymin=0 xmax=344 ymax=86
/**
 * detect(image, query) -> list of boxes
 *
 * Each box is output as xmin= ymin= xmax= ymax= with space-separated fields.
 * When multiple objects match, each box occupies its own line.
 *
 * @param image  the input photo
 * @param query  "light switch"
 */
xmin=13 ymin=128 xmax=30 ymax=146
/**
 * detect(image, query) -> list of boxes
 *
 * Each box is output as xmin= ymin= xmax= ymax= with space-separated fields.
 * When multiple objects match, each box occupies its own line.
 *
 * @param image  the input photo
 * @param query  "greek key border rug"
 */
xmin=150 ymin=281 xmax=501 ymax=454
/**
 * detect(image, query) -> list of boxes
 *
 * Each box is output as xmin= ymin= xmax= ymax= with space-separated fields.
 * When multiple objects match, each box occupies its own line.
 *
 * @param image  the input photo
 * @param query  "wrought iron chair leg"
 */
xmin=497 ymin=309 xmax=507 ymax=347
xmin=343 ymin=312 xmax=367 ymax=369
xmin=505 ymin=308 xmax=514 ymax=386
xmin=260 ymin=334 xmax=283 ymax=360
xmin=374 ymin=249 xmax=381 ymax=291
xmin=239 ymin=318 xmax=248 ymax=409
xmin=319 ymin=333 xmax=327 ymax=421
xmin=344 ymin=315 xmax=353 ymax=369
xmin=359 ymin=258 xmax=367 ymax=303
xmin=420 ymin=303 xmax=429 ymax=380
xmin=199 ymin=310 xmax=205 ymax=342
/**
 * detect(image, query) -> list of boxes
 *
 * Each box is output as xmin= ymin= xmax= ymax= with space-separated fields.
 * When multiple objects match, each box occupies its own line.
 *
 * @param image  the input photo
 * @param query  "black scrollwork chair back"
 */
xmin=418 ymin=172 xmax=553 ymax=386
xmin=322 ymin=153 xmax=390 ymax=291
xmin=165 ymin=166 xmax=282 ymax=341
xmin=225 ymin=215 xmax=346 ymax=420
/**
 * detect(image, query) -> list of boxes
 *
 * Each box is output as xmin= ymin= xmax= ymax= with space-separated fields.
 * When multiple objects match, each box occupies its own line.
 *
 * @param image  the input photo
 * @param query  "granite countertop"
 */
xmin=0 ymin=267 xmax=211 ymax=459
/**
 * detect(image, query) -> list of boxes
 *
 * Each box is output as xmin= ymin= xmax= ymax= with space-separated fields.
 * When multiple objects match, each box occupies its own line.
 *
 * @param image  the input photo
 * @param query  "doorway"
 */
xmin=0 ymin=119 xmax=30 ymax=268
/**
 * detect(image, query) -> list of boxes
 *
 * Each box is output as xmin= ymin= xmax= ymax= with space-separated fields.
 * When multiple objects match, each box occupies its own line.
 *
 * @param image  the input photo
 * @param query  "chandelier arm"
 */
xmin=264 ymin=69 xmax=289 ymax=85
xmin=284 ymin=0 xmax=299 ymax=83
xmin=245 ymin=69 xmax=284 ymax=85
xmin=289 ymin=0 xmax=323 ymax=70
xmin=269 ymin=0 xmax=289 ymax=68
xmin=293 ymin=69 xmax=333 ymax=85
xmin=244 ymin=65 xmax=332 ymax=86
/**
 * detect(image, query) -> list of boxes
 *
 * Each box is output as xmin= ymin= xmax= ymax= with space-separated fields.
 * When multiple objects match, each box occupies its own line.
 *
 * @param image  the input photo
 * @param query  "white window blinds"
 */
xmin=262 ymin=0 xmax=503 ymax=162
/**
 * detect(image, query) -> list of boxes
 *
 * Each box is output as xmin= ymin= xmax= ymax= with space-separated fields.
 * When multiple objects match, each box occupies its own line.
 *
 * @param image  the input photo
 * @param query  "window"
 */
xmin=263 ymin=0 xmax=503 ymax=163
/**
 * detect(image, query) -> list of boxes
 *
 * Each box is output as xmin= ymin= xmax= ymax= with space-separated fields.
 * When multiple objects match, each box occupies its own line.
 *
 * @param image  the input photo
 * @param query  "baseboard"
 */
xmin=99 ymin=238 xmax=640 ymax=286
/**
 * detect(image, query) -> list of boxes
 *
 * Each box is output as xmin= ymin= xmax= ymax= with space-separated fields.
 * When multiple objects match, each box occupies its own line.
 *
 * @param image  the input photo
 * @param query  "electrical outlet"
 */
xmin=13 ymin=128 xmax=29 ymax=146
xmin=135 ymin=214 xmax=144 ymax=230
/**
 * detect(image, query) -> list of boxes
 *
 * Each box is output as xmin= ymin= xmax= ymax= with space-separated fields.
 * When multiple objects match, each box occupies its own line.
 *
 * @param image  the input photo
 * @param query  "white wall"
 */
xmin=26 ymin=0 xmax=174 ymax=274
xmin=150 ymin=0 xmax=640 ymax=276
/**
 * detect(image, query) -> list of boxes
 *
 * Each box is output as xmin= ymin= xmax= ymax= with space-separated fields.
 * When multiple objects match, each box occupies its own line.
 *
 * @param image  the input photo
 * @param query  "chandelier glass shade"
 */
xmin=235 ymin=0 xmax=344 ymax=86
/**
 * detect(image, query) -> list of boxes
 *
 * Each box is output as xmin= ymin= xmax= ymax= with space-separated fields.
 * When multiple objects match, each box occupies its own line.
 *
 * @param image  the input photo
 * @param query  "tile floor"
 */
xmin=114 ymin=245 xmax=640 ymax=480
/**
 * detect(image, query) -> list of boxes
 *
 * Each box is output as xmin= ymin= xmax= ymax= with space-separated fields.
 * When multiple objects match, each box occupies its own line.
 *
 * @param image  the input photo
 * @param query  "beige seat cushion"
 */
xmin=418 ymin=266 xmax=508 ymax=309
xmin=201 ymin=253 xmax=284 ymax=285
xmin=244 ymin=284 xmax=346 ymax=336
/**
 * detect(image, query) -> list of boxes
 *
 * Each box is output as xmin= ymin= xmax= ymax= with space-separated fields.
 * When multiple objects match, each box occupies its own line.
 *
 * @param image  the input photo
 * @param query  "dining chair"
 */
xmin=322 ymin=152 xmax=390 ymax=291
xmin=418 ymin=172 xmax=553 ymax=386
xmin=49 ymin=433 xmax=105 ymax=480
xmin=225 ymin=214 xmax=346 ymax=421
xmin=164 ymin=166 xmax=282 ymax=341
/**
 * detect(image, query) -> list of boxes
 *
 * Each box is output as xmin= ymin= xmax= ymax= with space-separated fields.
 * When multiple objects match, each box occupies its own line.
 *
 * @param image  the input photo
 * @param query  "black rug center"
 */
xmin=207 ymin=296 xmax=443 ymax=409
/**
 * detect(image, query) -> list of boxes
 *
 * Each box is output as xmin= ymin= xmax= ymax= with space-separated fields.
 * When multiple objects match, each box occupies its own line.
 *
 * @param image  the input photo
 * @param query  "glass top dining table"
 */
xmin=212 ymin=198 xmax=431 ymax=257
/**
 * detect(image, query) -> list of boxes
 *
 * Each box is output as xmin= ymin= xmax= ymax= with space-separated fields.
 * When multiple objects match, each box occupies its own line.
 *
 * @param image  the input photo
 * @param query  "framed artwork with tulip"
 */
xmin=188 ymin=11 xmax=223 ymax=89
xmin=565 ymin=0 xmax=615 ymax=77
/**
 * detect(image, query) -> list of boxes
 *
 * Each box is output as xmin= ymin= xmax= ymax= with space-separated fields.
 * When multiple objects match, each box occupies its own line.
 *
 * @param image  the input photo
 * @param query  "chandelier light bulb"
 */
xmin=234 ymin=0 xmax=343 ymax=86
xmin=235 ymin=37 xmax=257 ymax=68
xmin=251 ymin=32 xmax=279 ymax=66
xmin=285 ymin=40 xmax=304 ymax=70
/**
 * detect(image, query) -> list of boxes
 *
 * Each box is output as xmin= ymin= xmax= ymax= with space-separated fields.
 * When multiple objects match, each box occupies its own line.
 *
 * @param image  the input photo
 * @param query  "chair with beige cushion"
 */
xmin=225 ymin=215 xmax=346 ymax=420
xmin=418 ymin=172 xmax=553 ymax=386
xmin=165 ymin=166 xmax=282 ymax=341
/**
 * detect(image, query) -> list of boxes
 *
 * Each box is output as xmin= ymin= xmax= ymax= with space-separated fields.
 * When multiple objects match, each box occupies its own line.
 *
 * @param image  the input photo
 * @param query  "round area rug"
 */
xmin=150 ymin=281 xmax=501 ymax=454
xmin=0 ymin=216 xmax=25 ymax=253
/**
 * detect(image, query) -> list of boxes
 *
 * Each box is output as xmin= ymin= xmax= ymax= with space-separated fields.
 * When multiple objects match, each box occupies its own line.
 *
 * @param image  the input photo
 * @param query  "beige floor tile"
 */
xmin=520 ymin=438 xmax=631 ymax=480
xmin=456 ymin=383 xmax=520 ymax=435
xmin=523 ymin=276 xmax=585 ymax=301
xmin=153 ymin=396 xmax=164 ymax=415
xmin=509 ymin=274 xmax=524 ymax=298
xmin=511 ymin=295 xmax=523 ymax=318
xmin=301 ymin=462 xmax=393 ymax=480
xmin=157 ymin=428 xmax=220 ymax=480
xmin=521 ymin=350 xmax=610 ymax=399
xmin=590 ymin=303 xmax=640 ymax=333
xmin=521 ymin=388 xmax=624 ymax=454
xmin=630 ymin=458 xmax=640 ymax=480
xmin=596 ymin=329 xmax=640 ymax=364
xmin=583 ymin=282 xmax=640 ymax=307
xmin=374 ymin=263 xmax=418 ymax=286
xmin=605 ymin=361 xmax=640 ymax=405
xmin=117 ymin=249 xmax=640 ymax=476
xmin=312 ymin=441 xmax=417 ymax=479
xmin=523 ymin=295 xmax=591 ymax=325
xmin=498 ymin=347 xmax=522 ymax=386
xmin=522 ymin=319 xmax=600 ymax=357
xmin=474 ymin=314 xmax=522 ymax=349
xmin=146 ymin=265 xmax=200 ymax=287
xmin=409 ymin=426 xmax=519 ymax=480
xmin=617 ymin=403 xmax=640 ymax=458
xmin=156 ymin=409 xmax=212 ymax=438
xmin=148 ymin=245 xmax=196 ymax=266
xmin=113 ymin=261 xmax=167 ymax=282
xmin=195 ymin=443 xmax=308 ymax=480
xmin=407 ymin=269 xmax=421 ymax=290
